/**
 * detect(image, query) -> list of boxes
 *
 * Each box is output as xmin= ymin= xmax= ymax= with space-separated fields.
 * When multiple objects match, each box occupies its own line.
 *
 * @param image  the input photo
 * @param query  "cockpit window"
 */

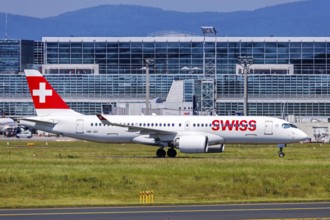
xmin=282 ymin=123 xmax=290 ymax=129
xmin=282 ymin=123 xmax=298 ymax=129
xmin=289 ymin=123 xmax=298 ymax=128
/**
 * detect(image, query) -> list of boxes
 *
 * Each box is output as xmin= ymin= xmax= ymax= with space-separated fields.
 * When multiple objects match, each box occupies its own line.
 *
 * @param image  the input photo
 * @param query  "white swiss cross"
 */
xmin=33 ymin=82 xmax=53 ymax=103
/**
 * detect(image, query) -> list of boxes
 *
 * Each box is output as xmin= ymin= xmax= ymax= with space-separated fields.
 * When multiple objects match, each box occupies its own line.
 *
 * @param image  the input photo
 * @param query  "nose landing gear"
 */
xmin=278 ymin=144 xmax=286 ymax=158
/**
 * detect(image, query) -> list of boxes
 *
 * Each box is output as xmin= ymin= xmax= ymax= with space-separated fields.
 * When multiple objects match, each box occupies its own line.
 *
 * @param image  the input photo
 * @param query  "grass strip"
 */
xmin=0 ymin=140 xmax=329 ymax=208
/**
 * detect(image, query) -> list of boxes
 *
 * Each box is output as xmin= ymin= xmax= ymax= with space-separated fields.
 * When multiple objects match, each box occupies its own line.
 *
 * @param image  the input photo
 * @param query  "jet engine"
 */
xmin=176 ymin=135 xmax=225 ymax=154
xmin=206 ymin=144 xmax=225 ymax=153
xmin=177 ymin=135 xmax=208 ymax=153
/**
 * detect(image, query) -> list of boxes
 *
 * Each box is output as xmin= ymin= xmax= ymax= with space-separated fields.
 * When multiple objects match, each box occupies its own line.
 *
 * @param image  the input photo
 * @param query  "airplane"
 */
xmin=19 ymin=69 xmax=308 ymax=158
xmin=0 ymin=117 xmax=16 ymax=136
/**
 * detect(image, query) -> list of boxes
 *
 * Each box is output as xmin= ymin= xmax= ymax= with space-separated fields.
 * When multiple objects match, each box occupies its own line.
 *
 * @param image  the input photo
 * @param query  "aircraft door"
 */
xmin=264 ymin=121 xmax=273 ymax=135
xmin=184 ymin=121 xmax=190 ymax=131
xmin=76 ymin=119 xmax=84 ymax=134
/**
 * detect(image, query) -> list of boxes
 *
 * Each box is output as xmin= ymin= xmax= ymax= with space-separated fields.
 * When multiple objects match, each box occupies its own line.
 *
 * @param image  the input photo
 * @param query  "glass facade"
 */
xmin=217 ymin=102 xmax=330 ymax=117
xmin=217 ymin=74 xmax=330 ymax=98
xmin=43 ymin=37 xmax=330 ymax=76
xmin=44 ymin=39 xmax=206 ymax=75
xmin=0 ymin=73 xmax=202 ymax=116
xmin=1 ymin=37 xmax=330 ymax=117
xmin=33 ymin=41 xmax=44 ymax=65
xmin=0 ymin=40 xmax=21 ymax=74
xmin=0 ymin=39 xmax=34 ymax=74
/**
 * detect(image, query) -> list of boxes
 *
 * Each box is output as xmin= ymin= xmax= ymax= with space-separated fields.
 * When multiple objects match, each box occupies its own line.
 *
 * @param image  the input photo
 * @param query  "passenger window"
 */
xmin=179 ymin=123 xmax=181 ymax=127
xmin=172 ymin=123 xmax=174 ymax=127
xmin=91 ymin=123 xmax=93 ymax=126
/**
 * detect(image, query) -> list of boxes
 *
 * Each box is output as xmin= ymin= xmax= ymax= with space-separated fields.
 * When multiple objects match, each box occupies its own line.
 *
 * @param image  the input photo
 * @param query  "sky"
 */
xmin=1 ymin=0 xmax=304 ymax=18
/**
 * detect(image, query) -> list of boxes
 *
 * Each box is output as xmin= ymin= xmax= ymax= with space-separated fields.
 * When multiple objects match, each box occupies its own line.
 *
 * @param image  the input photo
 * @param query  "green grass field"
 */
xmin=0 ymin=139 xmax=329 ymax=208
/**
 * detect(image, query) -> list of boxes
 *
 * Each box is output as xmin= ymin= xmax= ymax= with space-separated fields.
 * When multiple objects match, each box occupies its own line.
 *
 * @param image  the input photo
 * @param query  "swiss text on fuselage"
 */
xmin=211 ymin=120 xmax=257 ymax=131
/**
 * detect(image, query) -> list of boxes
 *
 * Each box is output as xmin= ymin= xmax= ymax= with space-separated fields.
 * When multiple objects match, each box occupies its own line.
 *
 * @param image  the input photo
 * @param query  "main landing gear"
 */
xmin=156 ymin=148 xmax=166 ymax=158
xmin=278 ymin=144 xmax=286 ymax=158
xmin=167 ymin=148 xmax=177 ymax=158
xmin=156 ymin=148 xmax=177 ymax=158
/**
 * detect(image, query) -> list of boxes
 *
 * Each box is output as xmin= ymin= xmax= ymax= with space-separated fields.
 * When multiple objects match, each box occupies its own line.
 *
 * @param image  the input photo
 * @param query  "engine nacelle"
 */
xmin=177 ymin=135 xmax=208 ymax=153
xmin=176 ymin=136 xmax=225 ymax=154
xmin=206 ymin=144 xmax=225 ymax=153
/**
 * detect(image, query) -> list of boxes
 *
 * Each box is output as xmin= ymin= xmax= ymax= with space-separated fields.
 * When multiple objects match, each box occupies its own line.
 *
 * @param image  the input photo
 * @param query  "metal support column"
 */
xmin=201 ymin=26 xmax=217 ymax=115
xmin=144 ymin=59 xmax=154 ymax=115
xmin=238 ymin=56 xmax=253 ymax=116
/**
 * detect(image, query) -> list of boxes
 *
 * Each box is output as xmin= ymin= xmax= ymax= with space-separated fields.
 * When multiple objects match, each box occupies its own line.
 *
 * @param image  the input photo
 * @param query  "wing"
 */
xmin=96 ymin=114 xmax=176 ymax=135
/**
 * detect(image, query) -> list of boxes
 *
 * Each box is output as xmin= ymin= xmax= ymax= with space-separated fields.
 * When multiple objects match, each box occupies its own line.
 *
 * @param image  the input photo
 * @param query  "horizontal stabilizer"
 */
xmin=19 ymin=118 xmax=57 ymax=127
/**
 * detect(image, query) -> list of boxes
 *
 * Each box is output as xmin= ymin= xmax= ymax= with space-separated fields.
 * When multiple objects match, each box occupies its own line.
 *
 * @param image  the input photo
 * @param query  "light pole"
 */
xmin=144 ymin=59 xmax=154 ymax=115
xmin=238 ymin=56 xmax=253 ymax=116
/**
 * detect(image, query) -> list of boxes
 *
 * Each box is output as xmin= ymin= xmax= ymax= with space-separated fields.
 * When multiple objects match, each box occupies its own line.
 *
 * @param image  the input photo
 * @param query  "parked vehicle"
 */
xmin=16 ymin=127 xmax=32 ymax=139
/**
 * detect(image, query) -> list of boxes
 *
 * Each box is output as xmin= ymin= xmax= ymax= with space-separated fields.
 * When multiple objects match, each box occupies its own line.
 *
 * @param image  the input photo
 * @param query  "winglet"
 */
xmin=96 ymin=114 xmax=112 ymax=125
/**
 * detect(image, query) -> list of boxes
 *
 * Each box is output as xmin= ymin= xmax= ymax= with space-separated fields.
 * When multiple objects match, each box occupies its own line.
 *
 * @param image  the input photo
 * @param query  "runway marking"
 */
xmin=0 ymin=206 xmax=329 ymax=217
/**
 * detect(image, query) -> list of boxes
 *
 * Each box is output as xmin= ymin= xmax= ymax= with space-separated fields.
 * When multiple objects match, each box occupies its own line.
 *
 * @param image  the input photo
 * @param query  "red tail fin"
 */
xmin=24 ymin=70 xmax=81 ymax=116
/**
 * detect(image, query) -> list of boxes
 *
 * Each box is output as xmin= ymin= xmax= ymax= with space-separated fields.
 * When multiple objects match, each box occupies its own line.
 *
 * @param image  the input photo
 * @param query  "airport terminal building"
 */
xmin=1 ymin=37 xmax=330 ymax=121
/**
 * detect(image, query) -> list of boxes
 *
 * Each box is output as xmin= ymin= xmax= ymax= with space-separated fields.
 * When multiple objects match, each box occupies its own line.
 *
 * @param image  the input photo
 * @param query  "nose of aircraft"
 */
xmin=295 ymin=129 xmax=308 ymax=141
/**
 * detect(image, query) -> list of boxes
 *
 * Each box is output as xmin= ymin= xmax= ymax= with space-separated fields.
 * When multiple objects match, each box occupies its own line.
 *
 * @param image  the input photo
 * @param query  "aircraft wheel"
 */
xmin=156 ymin=149 xmax=166 ymax=158
xmin=278 ymin=145 xmax=286 ymax=158
xmin=167 ymin=148 xmax=177 ymax=158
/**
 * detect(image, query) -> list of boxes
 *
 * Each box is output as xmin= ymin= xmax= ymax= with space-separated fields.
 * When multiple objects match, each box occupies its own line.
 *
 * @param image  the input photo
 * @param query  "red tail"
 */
xmin=24 ymin=70 xmax=81 ymax=116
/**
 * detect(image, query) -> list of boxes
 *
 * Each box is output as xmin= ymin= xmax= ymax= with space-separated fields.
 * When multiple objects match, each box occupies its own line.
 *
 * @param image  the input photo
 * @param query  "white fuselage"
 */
xmin=0 ymin=118 xmax=15 ymax=132
xmin=20 ymin=115 xmax=307 ymax=145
